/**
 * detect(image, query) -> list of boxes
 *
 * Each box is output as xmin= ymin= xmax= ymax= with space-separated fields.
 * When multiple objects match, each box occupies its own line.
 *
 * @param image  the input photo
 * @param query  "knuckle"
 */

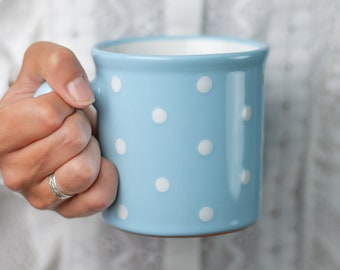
xmin=87 ymin=192 xmax=114 ymax=213
xmin=34 ymin=102 xmax=65 ymax=133
xmin=89 ymin=196 xmax=113 ymax=212
xmin=45 ymin=47 xmax=77 ymax=73
xmin=28 ymin=197 xmax=49 ymax=210
xmin=58 ymin=211 xmax=74 ymax=219
xmin=26 ymin=42 xmax=79 ymax=78
xmin=61 ymin=116 xmax=90 ymax=151
xmin=1 ymin=169 xmax=29 ymax=192
xmin=59 ymin=159 xmax=98 ymax=195
xmin=73 ymin=158 xmax=98 ymax=186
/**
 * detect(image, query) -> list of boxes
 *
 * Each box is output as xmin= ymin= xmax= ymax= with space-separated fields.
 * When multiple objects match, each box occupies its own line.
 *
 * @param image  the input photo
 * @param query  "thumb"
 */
xmin=3 ymin=42 xmax=94 ymax=108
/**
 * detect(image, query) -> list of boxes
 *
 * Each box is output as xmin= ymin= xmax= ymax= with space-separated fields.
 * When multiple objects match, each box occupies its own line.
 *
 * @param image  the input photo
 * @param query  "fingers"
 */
xmin=0 ymin=92 xmax=74 ymax=154
xmin=0 ymin=42 xmax=117 ymax=217
xmin=1 ymin=110 xmax=92 ymax=191
xmin=1 ymin=107 xmax=118 ymax=217
xmin=2 ymin=41 xmax=94 ymax=108
xmin=49 ymin=137 xmax=101 ymax=197
xmin=55 ymin=158 xmax=118 ymax=218
xmin=23 ymin=157 xmax=118 ymax=218
xmin=0 ymin=42 xmax=97 ymax=154
xmin=22 ymin=137 xmax=102 ymax=209
xmin=82 ymin=104 xmax=98 ymax=135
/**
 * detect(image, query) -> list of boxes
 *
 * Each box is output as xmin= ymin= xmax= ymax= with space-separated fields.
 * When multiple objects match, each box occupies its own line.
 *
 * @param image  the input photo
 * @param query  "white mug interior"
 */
xmin=105 ymin=38 xmax=262 ymax=56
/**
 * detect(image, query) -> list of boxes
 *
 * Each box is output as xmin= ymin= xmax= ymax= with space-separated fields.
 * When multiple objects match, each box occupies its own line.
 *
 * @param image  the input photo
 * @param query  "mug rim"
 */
xmin=92 ymin=35 xmax=269 ymax=61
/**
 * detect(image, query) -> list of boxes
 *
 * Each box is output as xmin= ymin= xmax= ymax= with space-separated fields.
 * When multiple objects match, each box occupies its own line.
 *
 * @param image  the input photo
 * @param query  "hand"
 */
xmin=0 ymin=42 xmax=118 ymax=217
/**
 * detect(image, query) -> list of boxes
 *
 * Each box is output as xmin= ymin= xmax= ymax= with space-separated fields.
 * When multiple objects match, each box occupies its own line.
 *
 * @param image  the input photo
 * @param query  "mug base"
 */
xmin=105 ymin=221 xmax=256 ymax=238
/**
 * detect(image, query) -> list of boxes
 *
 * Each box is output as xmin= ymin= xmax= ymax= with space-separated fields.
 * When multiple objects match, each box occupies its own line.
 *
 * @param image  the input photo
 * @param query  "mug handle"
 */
xmin=33 ymin=81 xmax=53 ymax=97
xmin=34 ymin=81 xmax=98 ymax=98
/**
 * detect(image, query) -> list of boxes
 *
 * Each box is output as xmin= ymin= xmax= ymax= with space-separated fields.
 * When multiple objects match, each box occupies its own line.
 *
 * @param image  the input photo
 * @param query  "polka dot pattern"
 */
xmin=197 ymin=76 xmax=212 ymax=93
xmin=152 ymin=108 xmax=167 ymax=124
xmin=117 ymin=205 xmax=128 ymax=220
xmin=241 ymin=170 xmax=251 ymax=185
xmin=155 ymin=177 xmax=170 ymax=192
xmin=198 ymin=140 xmax=213 ymax=156
xmin=115 ymin=138 xmax=126 ymax=155
xmin=199 ymin=207 xmax=214 ymax=222
xmin=111 ymin=75 xmax=122 ymax=93
xmin=242 ymin=106 xmax=252 ymax=121
xmin=107 ymin=72 xmax=257 ymax=229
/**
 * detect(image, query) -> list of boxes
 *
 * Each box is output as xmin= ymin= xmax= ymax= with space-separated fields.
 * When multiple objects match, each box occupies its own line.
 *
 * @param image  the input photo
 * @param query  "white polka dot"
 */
xmin=231 ymin=220 xmax=239 ymax=226
xmin=155 ymin=177 xmax=170 ymax=192
xmin=242 ymin=106 xmax=252 ymax=121
xmin=199 ymin=207 xmax=214 ymax=222
xmin=117 ymin=204 xmax=128 ymax=220
xmin=197 ymin=76 xmax=212 ymax=93
xmin=241 ymin=170 xmax=251 ymax=184
xmin=115 ymin=138 xmax=126 ymax=155
xmin=198 ymin=140 xmax=213 ymax=155
xmin=152 ymin=108 xmax=167 ymax=124
xmin=111 ymin=76 xmax=122 ymax=93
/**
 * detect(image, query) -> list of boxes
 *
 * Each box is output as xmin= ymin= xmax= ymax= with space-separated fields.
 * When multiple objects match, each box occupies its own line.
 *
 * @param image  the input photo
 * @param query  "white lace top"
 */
xmin=1 ymin=0 xmax=340 ymax=269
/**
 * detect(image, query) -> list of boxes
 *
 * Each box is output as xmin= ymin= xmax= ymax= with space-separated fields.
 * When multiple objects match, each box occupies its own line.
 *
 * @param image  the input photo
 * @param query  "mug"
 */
xmin=39 ymin=36 xmax=269 ymax=237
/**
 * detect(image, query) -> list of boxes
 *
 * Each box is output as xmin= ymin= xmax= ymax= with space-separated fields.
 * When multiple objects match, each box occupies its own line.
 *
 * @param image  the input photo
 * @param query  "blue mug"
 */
xmin=40 ymin=36 xmax=269 ymax=237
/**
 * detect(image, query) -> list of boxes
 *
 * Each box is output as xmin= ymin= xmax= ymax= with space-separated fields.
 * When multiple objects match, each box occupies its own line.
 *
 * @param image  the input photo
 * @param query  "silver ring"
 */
xmin=48 ymin=173 xmax=73 ymax=200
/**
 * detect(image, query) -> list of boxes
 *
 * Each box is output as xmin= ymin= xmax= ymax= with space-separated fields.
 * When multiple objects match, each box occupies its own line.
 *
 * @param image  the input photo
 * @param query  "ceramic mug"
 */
xmin=39 ymin=36 xmax=269 ymax=237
